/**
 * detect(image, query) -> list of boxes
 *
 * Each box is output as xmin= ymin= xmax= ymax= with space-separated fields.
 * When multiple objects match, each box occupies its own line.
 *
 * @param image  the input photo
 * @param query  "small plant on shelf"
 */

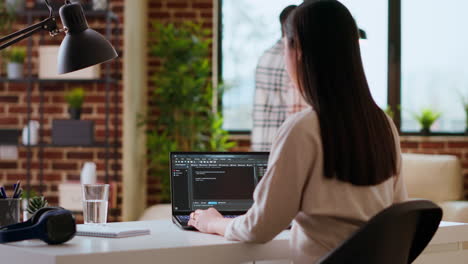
xmin=5 ymin=0 xmax=25 ymax=11
xmin=383 ymin=105 xmax=395 ymax=119
xmin=65 ymin=87 xmax=85 ymax=120
xmin=0 ymin=2 xmax=15 ymax=33
xmin=6 ymin=46 xmax=26 ymax=79
xmin=0 ymin=2 xmax=15 ymax=75
xmin=461 ymin=93 xmax=468 ymax=134
xmin=7 ymin=46 xmax=26 ymax=63
xmin=413 ymin=108 xmax=441 ymax=135
xmin=20 ymin=189 xmax=38 ymax=219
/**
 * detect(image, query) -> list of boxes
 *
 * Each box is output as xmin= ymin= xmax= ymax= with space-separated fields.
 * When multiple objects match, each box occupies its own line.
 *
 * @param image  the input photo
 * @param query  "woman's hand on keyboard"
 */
xmin=188 ymin=207 xmax=228 ymax=235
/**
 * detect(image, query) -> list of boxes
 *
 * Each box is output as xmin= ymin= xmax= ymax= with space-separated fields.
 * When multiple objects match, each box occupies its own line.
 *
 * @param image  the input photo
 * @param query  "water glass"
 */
xmin=82 ymin=184 xmax=109 ymax=225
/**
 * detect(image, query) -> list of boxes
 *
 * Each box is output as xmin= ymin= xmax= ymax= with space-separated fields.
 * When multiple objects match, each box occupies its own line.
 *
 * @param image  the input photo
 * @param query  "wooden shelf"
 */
xmin=0 ymin=78 xmax=118 ymax=84
xmin=400 ymin=132 xmax=467 ymax=136
xmin=13 ymin=8 xmax=118 ymax=20
xmin=18 ymin=142 xmax=115 ymax=148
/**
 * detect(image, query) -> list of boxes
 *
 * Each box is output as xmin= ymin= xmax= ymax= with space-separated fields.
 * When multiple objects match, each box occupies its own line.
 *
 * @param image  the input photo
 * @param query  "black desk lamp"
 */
xmin=0 ymin=0 xmax=117 ymax=74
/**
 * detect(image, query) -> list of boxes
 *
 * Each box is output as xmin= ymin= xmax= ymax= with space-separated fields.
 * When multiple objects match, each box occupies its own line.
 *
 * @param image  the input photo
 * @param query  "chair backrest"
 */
xmin=316 ymin=200 xmax=442 ymax=264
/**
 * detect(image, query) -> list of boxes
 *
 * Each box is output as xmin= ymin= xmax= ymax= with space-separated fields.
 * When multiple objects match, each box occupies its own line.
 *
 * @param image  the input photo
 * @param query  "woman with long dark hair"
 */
xmin=188 ymin=1 xmax=407 ymax=262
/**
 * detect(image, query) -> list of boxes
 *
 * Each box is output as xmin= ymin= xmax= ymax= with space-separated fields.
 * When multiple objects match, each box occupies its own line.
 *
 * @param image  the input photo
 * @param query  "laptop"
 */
xmin=170 ymin=152 xmax=269 ymax=230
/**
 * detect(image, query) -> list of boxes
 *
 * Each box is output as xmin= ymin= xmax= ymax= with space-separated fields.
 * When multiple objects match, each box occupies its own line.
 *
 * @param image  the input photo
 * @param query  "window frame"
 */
xmin=390 ymin=0 xmax=466 ymax=136
xmin=219 ymin=0 xmax=467 ymax=136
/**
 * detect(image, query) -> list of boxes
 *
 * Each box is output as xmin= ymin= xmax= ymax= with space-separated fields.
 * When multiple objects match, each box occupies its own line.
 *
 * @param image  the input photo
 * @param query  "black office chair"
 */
xmin=317 ymin=200 xmax=442 ymax=264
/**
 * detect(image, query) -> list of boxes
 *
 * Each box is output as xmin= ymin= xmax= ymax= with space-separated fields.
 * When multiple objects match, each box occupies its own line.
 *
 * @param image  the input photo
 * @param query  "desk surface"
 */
xmin=0 ymin=220 xmax=467 ymax=264
xmin=0 ymin=220 xmax=290 ymax=264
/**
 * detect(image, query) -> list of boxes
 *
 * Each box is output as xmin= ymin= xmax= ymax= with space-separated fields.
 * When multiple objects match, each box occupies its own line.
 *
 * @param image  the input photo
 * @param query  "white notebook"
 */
xmin=76 ymin=224 xmax=151 ymax=238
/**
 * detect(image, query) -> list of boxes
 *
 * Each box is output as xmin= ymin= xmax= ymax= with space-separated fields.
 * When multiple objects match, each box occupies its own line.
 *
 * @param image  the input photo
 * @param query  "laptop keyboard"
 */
xmin=177 ymin=215 xmax=239 ymax=222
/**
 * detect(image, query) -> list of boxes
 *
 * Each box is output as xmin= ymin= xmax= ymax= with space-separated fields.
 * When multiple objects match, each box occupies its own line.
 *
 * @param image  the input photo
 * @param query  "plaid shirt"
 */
xmin=251 ymin=40 xmax=308 ymax=151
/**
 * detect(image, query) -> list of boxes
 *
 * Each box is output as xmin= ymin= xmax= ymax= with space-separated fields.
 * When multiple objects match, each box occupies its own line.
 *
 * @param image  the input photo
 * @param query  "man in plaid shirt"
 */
xmin=251 ymin=5 xmax=308 ymax=151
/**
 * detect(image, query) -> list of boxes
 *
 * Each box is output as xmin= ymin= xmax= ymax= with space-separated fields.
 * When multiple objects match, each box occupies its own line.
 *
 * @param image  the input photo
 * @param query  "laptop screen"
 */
xmin=171 ymin=152 xmax=269 ymax=213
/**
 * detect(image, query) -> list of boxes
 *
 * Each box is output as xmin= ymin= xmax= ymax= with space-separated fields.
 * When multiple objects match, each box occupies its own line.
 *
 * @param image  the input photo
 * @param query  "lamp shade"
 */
xmin=57 ymin=3 xmax=117 ymax=74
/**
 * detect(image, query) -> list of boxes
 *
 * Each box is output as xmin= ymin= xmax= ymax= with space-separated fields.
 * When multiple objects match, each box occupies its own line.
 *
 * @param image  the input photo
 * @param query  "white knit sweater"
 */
xmin=225 ymin=108 xmax=408 ymax=263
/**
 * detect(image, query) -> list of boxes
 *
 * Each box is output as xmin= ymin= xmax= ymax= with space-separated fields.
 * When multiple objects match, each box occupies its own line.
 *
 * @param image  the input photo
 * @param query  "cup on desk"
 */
xmin=82 ymin=184 xmax=109 ymax=225
xmin=0 ymin=198 xmax=21 ymax=227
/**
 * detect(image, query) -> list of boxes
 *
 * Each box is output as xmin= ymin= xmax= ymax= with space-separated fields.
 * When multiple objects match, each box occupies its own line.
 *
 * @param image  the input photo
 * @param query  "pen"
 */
xmin=12 ymin=181 xmax=20 ymax=199
xmin=16 ymin=189 xmax=22 ymax=199
xmin=0 ymin=187 xmax=7 ymax=199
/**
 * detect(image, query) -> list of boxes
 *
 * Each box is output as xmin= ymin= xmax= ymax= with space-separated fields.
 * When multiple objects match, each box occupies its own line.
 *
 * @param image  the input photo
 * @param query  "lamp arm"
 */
xmin=0 ymin=17 xmax=60 ymax=50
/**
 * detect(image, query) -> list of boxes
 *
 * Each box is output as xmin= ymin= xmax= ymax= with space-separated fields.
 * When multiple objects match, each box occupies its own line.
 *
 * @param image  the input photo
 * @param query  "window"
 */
xmin=220 ymin=0 xmax=467 ymax=134
xmin=401 ymin=0 xmax=468 ymax=132
xmin=340 ymin=0 xmax=388 ymax=108
xmin=221 ymin=0 xmax=302 ymax=131
xmin=221 ymin=0 xmax=387 ymax=132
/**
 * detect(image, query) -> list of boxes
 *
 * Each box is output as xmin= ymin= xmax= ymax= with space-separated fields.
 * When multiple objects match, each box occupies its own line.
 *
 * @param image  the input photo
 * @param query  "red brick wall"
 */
xmin=146 ymin=0 xmax=214 ymax=206
xmin=0 ymin=0 xmax=124 ymax=221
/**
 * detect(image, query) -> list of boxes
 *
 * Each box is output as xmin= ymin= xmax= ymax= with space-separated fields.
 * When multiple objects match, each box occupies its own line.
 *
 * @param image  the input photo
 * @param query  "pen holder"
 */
xmin=0 ymin=199 xmax=21 ymax=227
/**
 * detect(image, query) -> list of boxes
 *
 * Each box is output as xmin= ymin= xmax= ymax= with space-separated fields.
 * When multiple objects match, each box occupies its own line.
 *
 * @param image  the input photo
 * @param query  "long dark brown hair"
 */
xmin=285 ymin=0 xmax=397 ymax=185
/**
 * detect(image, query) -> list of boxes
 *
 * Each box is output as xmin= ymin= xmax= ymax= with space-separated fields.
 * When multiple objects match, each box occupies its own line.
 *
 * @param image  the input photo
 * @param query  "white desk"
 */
xmin=0 ymin=220 xmax=467 ymax=264
xmin=414 ymin=222 xmax=468 ymax=264
xmin=0 ymin=220 xmax=290 ymax=264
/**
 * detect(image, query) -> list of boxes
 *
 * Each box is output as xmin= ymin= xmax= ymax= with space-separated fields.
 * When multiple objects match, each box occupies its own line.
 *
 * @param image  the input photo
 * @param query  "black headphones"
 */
xmin=0 ymin=207 xmax=76 ymax=244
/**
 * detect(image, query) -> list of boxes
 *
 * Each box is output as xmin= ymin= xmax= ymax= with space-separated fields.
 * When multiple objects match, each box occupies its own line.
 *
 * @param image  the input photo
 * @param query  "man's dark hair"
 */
xmin=280 ymin=5 xmax=297 ymax=35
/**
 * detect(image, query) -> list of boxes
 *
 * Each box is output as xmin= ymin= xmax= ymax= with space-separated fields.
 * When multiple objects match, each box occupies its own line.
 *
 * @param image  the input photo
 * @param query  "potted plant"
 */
xmin=54 ymin=87 xmax=93 ymax=146
xmin=25 ymin=196 xmax=48 ymax=220
xmin=65 ymin=87 xmax=85 ymax=120
xmin=0 ymin=2 xmax=15 ymax=75
xmin=461 ymin=94 xmax=468 ymax=135
xmin=6 ymin=46 xmax=26 ymax=79
xmin=6 ymin=0 xmax=25 ymax=11
xmin=413 ymin=108 xmax=442 ymax=135
xmin=383 ymin=105 xmax=395 ymax=119
xmin=144 ymin=21 xmax=235 ymax=202
xmin=0 ymin=1 xmax=14 ymax=33
xmin=20 ymin=189 xmax=37 ymax=219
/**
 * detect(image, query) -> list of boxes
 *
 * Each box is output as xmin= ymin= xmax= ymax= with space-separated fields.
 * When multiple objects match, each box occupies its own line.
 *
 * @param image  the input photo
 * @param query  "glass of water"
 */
xmin=82 ymin=184 xmax=109 ymax=225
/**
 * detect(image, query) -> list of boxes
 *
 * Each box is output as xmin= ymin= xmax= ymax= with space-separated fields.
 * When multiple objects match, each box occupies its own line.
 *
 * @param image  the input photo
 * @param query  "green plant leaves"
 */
xmin=5 ymin=46 xmax=26 ymax=63
xmin=145 ymin=21 xmax=236 ymax=202
xmin=460 ymin=92 xmax=468 ymax=127
xmin=413 ymin=108 xmax=442 ymax=130
xmin=26 ymin=196 xmax=48 ymax=215
xmin=65 ymin=87 xmax=85 ymax=109
xmin=0 ymin=1 xmax=14 ymax=35
xmin=384 ymin=105 xmax=394 ymax=119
